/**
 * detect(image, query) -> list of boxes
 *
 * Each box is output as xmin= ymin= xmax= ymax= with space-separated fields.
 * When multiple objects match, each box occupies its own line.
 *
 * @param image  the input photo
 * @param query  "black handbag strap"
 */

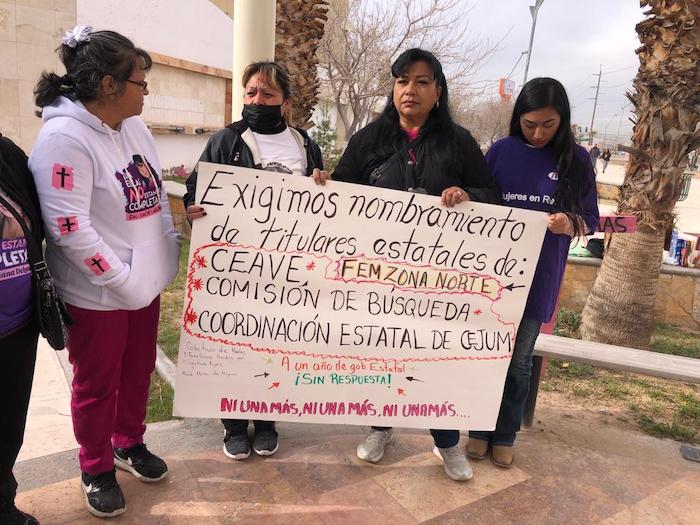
xmin=0 ymin=189 xmax=74 ymax=346
xmin=0 ymin=191 xmax=45 ymax=271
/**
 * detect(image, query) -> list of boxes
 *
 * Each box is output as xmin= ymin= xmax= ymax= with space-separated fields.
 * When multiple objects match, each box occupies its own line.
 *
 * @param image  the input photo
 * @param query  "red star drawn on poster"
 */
xmin=191 ymin=278 xmax=203 ymax=291
xmin=183 ymin=308 xmax=198 ymax=326
xmin=306 ymin=261 xmax=316 ymax=271
xmin=473 ymin=309 xmax=482 ymax=315
xmin=194 ymin=254 xmax=207 ymax=269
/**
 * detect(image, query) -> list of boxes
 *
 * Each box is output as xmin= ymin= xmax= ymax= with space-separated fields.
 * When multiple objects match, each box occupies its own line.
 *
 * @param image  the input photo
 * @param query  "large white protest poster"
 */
xmin=173 ymin=162 xmax=548 ymax=429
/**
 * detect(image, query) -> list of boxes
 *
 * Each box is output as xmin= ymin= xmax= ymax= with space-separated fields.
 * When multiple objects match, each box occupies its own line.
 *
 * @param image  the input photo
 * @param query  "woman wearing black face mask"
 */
xmin=184 ymin=61 xmax=323 ymax=219
xmin=183 ymin=61 xmax=323 ymax=462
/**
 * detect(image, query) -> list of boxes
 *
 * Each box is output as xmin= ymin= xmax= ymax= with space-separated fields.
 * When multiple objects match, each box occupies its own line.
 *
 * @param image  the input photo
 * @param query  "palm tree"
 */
xmin=275 ymin=0 xmax=329 ymax=128
xmin=580 ymin=0 xmax=700 ymax=348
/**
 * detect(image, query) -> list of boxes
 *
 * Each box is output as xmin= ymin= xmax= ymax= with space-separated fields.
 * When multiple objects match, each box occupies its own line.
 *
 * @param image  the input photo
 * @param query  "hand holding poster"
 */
xmin=173 ymin=162 xmax=547 ymax=429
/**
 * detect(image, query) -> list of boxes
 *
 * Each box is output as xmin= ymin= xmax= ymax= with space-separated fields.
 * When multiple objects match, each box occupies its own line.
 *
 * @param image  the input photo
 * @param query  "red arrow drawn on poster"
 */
xmin=268 ymin=382 xmax=280 ymax=390
xmin=397 ymin=388 xmax=405 ymax=396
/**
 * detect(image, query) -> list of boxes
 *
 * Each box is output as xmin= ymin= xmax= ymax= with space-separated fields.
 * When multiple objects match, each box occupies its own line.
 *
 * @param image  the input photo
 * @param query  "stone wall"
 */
xmin=143 ymin=63 xmax=227 ymax=132
xmin=559 ymin=257 xmax=700 ymax=330
xmin=143 ymin=60 xmax=230 ymax=176
xmin=0 ymin=0 xmax=76 ymax=150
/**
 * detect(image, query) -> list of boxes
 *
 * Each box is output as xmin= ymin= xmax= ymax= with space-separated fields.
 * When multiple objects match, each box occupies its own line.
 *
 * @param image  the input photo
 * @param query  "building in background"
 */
xmin=2 ymin=0 xmax=233 ymax=177
xmin=0 ymin=0 xmax=352 ymax=179
xmin=78 ymin=0 xmax=233 ymax=177
xmin=0 ymin=0 xmax=76 ymax=152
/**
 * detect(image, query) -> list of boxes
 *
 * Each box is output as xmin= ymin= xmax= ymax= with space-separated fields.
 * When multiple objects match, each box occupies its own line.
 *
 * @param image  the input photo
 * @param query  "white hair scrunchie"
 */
xmin=63 ymin=25 xmax=93 ymax=48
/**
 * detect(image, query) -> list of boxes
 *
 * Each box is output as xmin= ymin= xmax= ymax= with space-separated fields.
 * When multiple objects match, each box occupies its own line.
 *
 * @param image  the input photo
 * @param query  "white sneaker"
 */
xmin=357 ymin=429 xmax=394 ymax=463
xmin=433 ymin=445 xmax=473 ymax=481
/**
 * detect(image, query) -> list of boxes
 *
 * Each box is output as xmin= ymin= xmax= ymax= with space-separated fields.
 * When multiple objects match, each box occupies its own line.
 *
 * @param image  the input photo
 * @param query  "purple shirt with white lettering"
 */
xmin=0 ymin=190 xmax=32 ymax=336
xmin=485 ymin=136 xmax=599 ymax=322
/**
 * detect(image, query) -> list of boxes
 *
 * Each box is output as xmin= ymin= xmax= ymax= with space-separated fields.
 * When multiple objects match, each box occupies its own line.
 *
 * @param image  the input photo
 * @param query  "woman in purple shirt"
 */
xmin=466 ymin=78 xmax=599 ymax=468
xmin=0 ymin=134 xmax=43 ymax=525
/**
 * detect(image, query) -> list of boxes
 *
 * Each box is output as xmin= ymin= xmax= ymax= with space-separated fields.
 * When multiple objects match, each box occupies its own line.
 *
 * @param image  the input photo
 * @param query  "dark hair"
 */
xmin=510 ymin=77 xmax=588 ymax=236
xmin=379 ymin=48 xmax=454 ymax=140
xmin=241 ymin=61 xmax=292 ymax=100
xmin=34 ymin=30 xmax=152 ymax=109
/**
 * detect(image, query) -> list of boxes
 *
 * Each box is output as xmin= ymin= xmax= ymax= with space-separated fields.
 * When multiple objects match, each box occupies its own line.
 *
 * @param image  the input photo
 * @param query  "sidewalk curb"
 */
xmin=155 ymin=345 xmax=177 ymax=388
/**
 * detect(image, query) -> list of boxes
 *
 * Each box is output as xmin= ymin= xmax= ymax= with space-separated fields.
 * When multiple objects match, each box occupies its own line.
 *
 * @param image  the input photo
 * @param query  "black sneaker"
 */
xmin=113 ymin=443 xmax=168 ymax=482
xmin=81 ymin=468 xmax=126 ymax=518
xmin=253 ymin=428 xmax=279 ymax=456
xmin=0 ymin=502 xmax=39 ymax=525
xmin=223 ymin=429 xmax=251 ymax=460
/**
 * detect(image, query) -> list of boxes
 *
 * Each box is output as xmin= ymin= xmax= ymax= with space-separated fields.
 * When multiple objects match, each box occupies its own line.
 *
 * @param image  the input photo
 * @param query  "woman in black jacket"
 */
xmin=183 ymin=61 xmax=323 ymax=212
xmin=0 ymin=134 xmax=43 ymax=525
xmin=184 ymin=61 xmax=324 ymax=462
xmin=314 ymin=48 xmax=500 ymax=482
xmin=329 ymin=50 xmax=499 ymax=206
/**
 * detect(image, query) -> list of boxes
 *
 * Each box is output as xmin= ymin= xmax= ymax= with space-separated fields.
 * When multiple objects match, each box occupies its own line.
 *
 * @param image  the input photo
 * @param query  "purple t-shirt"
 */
xmin=486 ymin=136 xmax=599 ymax=322
xmin=0 ymin=190 xmax=32 ymax=337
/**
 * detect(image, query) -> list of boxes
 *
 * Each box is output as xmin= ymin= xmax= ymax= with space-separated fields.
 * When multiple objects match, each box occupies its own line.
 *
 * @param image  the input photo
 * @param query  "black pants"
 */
xmin=222 ymin=419 xmax=275 ymax=434
xmin=0 ymin=322 xmax=39 ymax=506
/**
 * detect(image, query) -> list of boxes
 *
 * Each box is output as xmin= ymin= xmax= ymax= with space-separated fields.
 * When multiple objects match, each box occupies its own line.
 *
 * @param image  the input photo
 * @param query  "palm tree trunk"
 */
xmin=580 ymin=226 xmax=663 ymax=348
xmin=580 ymin=0 xmax=700 ymax=347
xmin=275 ymin=0 xmax=329 ymax=128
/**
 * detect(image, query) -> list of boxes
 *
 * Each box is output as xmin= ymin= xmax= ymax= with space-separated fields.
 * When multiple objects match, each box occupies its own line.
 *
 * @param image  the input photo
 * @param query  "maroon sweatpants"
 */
xmin=66 ymin=297 xmax=160 ymax=475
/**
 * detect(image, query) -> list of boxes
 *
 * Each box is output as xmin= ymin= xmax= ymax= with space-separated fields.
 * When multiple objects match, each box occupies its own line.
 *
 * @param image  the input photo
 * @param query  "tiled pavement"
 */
xmin=15 ymin=401 xmax=700 ymax=524
xmin=13 ymin=168 xmax=700 ymax=524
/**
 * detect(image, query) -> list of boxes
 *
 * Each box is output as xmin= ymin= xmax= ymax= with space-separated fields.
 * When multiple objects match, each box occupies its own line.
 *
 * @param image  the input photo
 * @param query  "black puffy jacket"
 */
xmin=333 ymin=116 xmax=501 ymax=204
xmin=184 ymin=120 xmax=324 ymax=208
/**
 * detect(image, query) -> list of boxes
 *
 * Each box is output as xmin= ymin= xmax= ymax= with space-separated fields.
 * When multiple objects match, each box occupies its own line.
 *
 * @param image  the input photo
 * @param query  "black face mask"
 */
xmin=241 ymin=104 xmax=286 ymax=134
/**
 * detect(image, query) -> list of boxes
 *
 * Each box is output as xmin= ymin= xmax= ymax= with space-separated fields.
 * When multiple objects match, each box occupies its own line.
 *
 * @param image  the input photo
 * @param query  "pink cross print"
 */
xmin=51 ymin=163 xmax=74 ymax=191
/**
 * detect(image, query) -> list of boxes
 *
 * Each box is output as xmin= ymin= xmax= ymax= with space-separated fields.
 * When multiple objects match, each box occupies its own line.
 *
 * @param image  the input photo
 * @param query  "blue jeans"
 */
xmin=469 ymin=317 xmax=542 ymax=446
xmin=372 ymin=426 xmax=459 ymax=448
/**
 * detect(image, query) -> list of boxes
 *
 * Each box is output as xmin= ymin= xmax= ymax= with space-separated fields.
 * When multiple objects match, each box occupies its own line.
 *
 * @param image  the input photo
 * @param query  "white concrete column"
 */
xmin=232 ymin=0 xmax=276 ymax=120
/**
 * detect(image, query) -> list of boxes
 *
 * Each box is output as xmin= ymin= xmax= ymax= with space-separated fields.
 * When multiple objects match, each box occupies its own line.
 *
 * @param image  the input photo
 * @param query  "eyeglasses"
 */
xmin=126 ymin=79 xmax=148 ymax=91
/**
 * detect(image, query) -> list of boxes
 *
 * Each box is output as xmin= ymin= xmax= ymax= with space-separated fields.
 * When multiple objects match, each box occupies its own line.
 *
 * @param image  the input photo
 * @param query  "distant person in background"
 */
xmin=601 ymin=148 xmax=612 ymax=173
xmin=589 ymin=143 xmax=601 ymax=172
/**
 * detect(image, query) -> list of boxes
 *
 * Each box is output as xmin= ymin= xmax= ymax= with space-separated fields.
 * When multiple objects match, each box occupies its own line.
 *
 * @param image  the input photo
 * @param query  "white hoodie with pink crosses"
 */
xmin=29 ymin=96 xmax=180 ymax=311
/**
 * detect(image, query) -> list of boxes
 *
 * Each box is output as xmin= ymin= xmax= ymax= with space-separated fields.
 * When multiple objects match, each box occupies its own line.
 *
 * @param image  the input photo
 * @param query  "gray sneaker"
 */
xmin=433 ymin=445 xmax=473 ymax=481
xmin=357 ymin=428 xmax=394 ymax=463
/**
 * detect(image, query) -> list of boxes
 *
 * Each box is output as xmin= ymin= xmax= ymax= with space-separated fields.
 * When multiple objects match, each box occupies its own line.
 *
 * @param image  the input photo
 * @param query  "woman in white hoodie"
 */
xmin=28 ymin=26 xmax=180 ymax=519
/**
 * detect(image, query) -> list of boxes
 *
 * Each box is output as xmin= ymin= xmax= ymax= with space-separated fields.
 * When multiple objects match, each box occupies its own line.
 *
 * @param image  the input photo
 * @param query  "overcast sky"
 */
xmin=465 ymin=0 xmax=643 ymax=138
